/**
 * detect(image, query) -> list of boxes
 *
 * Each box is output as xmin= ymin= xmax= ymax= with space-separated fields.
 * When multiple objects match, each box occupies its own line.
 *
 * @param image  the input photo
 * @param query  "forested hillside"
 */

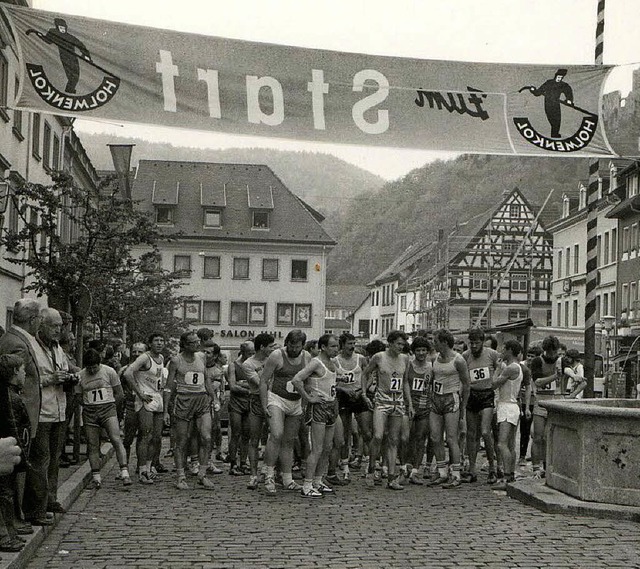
xmin=78 ymin=132 xmax=385 ymax=215
xmin=326 ymin=154 xmax=590 ymax=284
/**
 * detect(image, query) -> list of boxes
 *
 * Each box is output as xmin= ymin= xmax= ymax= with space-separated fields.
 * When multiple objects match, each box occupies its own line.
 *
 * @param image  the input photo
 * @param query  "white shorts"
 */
xmin=134 ymin=392 xmax=163 ymax=413
xmin=496 ymin=402 xmax=520 ymax=426
xmin=267 ymin=391 xmax=303 ymax=417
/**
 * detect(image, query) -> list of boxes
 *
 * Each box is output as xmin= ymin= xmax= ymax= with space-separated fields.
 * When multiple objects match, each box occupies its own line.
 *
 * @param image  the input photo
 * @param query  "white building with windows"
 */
xmin=130 ymin=160 xmax=335 ymax=349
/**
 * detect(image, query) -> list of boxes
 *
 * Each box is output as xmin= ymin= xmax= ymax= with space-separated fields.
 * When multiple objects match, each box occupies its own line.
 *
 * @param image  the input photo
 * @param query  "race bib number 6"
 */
xmin=185 ymin=371 xmax=204 ymax=386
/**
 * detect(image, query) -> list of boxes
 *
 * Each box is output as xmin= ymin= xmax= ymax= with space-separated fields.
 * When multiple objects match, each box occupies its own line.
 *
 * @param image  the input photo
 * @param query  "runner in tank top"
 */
xmin=363 ymin=330 xmax=413 ymax=491
xmin=260 ymin=330 xmax=311 ymax=496
xmin=428 ymin=328 xmax=470 ymax=489
xmin=164 ymin=331 xmax=216 ymax=491
xmin=292 ymin=334 xmax=340 ymax=497
xmin=123 ymin=332 xmax=166 ymax=485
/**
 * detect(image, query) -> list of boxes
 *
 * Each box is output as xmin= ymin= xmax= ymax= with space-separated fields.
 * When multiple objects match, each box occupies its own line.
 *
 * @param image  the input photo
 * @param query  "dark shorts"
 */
xmin=171 ymin=392 xmax=210 ymax=422
xmin=467 ymin=389 xmax=495 ymax=413
xmin=83 ymin=402 xmax=118 ymax=429
xmin=305 ymin=401 xmax=338 ymax=426
xmin=431 ymin=392 xmax=460 ymax=416
xmin=337 ymin=389 xmax=370 ymax=414
xmin=249 ymin=394 xmax=265 ymax=419
xmin=228 ymin=394 xmax=251 ymax=416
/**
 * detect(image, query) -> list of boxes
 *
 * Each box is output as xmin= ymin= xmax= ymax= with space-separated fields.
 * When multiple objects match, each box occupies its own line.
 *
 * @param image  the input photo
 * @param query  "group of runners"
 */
xmin=75 ymin=327 xmax=586 ymax=498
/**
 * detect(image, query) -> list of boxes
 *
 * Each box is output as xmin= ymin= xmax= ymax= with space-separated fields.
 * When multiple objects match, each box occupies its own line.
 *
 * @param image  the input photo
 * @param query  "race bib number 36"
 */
xmin=184 ymin=371 xmax=204 ymax=386
xmin=471 ymin=367 xmax=491 ymax=383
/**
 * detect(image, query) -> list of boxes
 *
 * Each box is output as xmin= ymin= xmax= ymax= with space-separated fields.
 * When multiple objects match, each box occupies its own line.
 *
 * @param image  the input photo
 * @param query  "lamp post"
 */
xmin=602 ymin=315 xmax=616 ymax=398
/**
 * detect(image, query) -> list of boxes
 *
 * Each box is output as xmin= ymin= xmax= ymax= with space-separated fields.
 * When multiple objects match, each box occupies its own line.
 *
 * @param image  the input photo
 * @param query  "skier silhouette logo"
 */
xmin=23 ymin=17 xmax=120 ymax=112
xmin=44 ymin=18 xmax=91 ymax=94
xmin=514 ymin=69 xmax=599 ymax=153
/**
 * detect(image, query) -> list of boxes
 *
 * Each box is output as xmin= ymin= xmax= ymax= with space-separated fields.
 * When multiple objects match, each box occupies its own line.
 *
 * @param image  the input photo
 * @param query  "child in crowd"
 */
xmin=0 ymin=354 xmax=31 ymax=552
xmin=76 ymin=349 xmax=132 ymax=489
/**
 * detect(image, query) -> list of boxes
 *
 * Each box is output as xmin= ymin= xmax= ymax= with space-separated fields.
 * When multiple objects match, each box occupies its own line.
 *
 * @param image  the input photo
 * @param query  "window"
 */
xmin=183 ymin=301 xmax=201 ymax=322
xmin=508 ymin=309 xmax=528 ymax=322
xmin=202 ymin=301 xmax=221 ymax=324
xmin=471 ymin=273 xmax=488 ymax=291
xmin=469 ymin=307 xmax=489 ymax=329
xmin=252 ymin=211 xmax=269 ymax=229
xmin=611 ymin=292 xmax=616 ymax=315
xmin=42 ymin=122 xmax=51 ymax=169
xmin=291 ymin=259 xmax=308 ymax=281
xmin=556 ymin=302 xmax=562 ymax=326
xmin=572 ymin=299 xmax=578 ymax=327
xmin=233 ymin=257 xmax=250 ymax=279
xmin=230 ymin=302 xmax=248 ymax=325
xmin=203 ymin=256 xmax=220 ymax=279
xmin=557 ymin=250 xmax=563 ymax=279
xmin=174 ymin=255 xmax=191 ymax=277
xmin=12 ymin=77 xmax=23 ymax=139
xmin=629 ymin=174 xmax=639 ymax=198
xmin=262 ymin=258 xmax=279 ymax=281
xmin=400 ymin=295 xmax=407 ymax=311
xmin=564 ymin=300 xmax=569 ymax=327
xmin=630 ymin=282 xmax=638 ymax=317
xmin=52 ymin=134 xmax=60 ymax=170
xmin=573 ymin=244 xmax=579 ymax=274
xmin=611 ymin=228 xmax=617 ymax=259
xmin=503 ymin=240 xmax=517 ymax=254
xmin=32 ymin=113 xmax=41 ymax=159
xmin=596 ymin=295 xmax=601 ymax=321
xmin=597 ymin=235 xmax=602 ymax=267
xmin=604 ymin=232 xmax=610 ymax=265
xmin=276 ymin=303 xmax=294 ymax=325
xmin=623 ymin=227 xmax=630 ymax=253
xmin=603 ymin=293 xmax=609 ymax=317
xmin=249 ymin=302 xmax=267 ymax=325
xmin=510 ymin=273 xmax=528 ymax=292
xmin=155 ymin=206 xmax=173 ymax=225
xmin=510 ymin=204 xmax=520 ymax=217
xmin=565 ymin=247 xmax=571 ymax=276
xmin=632 ymin=224 xmax=639 ymax=252
xmin=204 ymin=209 xmax=221 ymax=227
xmin=0 ymin=53 xmax=9 ymax=122
xmin=622 ymin=284 xmax=629 ymax=311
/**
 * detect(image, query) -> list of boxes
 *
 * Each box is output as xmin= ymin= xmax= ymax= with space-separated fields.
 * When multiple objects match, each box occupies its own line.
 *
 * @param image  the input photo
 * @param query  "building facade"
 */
xmin=130 ymin=160 xmax=335 ymax=349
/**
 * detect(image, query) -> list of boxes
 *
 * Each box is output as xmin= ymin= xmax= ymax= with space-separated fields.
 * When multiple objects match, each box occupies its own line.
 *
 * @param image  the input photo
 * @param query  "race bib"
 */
xmin=390 ymin=376 xmax=402 ymax=393
xmin=89 ymin=388 xmax=106 ymax=403
xmin=286 ymin=380 xmax=296 ymax=393
xmin=330 ymin=384 xmax=337 ymax=398
xmin=412 ymin=376 xmax=426 ymax=392
xmin=339 ymin=372 xmax=356 ymax=384
xmin=184 ymin=371 xmax=204 ymax=386
xmin=156 ymin=379 xmax=163 ymax=391
xmin=470 ymin=367 xmax=491 ymax=383
xmin=433 ymin=380 xmax=443 ymax=395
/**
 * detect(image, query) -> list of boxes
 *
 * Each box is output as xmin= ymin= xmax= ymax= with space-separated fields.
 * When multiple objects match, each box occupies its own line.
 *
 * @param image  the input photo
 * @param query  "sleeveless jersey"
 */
xmin=462 ymin=348 xmax=500 ymax=389
xmin=233 ymin=360 xmax=252 ymax=396
xmin=335 ymin=354 xmax=364 ymax=394
xmin=135 ymin=353 xmax=165 ymax=396
xmin=79 ymin=364 xmax=120 ymax=406
xmin=271 ymin=348 xmax=306 ymax=401
xmin=374 ymin=351 xmax=409 ymax=404
xmin=531 ymin=355 xmax=561 ymax=401
xmin=432 ymin=352 xmax=466 ymax=396
xmin=307 ymin=358 xmax=337 ymax=402
xmin=496 ymin=362 xmax=523 ymax=405
xmin=241 ymin=356 xmax=265 ymax=395
xmin=408 ymin=359 xmax=432 ymax=411
xmin=174 ymin=352 xmax=207 ymax=394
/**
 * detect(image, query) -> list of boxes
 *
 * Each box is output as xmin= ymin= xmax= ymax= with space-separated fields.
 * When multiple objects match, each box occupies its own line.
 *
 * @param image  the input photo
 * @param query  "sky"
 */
xmin=33 ymin=0 xmax=640 ymax=180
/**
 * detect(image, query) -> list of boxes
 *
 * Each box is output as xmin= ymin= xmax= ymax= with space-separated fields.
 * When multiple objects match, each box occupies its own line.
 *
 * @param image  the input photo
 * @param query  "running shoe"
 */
xmin=325 ymin=474 xmax=344 ymax=486
xmin=197 ymin=476 xmax=215 ymax=490
xmin=87 ymin=479 xmax=102 ymax=490
xmin=114 ymin=471 xmax=123 ymax=480
xmin=301 ymin=486 xmax=323 ymax=499
xmin=442 ymin=477 xmax=462 ymax=489
xmin=139 ymin=471 xmax=154 ymax=485
xmin=285 ymin=480 xmax=303 ymax=491
xmin=175 ymin=478 xmax=190 ymax=490
xmin=247 ymin=476 xmax=259 ymax=490
xmin=373 ymin=470 xmax=382 ymax=485
xmin=207 ymin=463 xmax=223 ymax=475
xmin=518 ymin=458 xmax=528 ymax=467
xmin=491 ymin=479 xmax=508 ymax=491
xmin=349 ymin=456 xmax=362 ymax=470
xmin=387 ymin=478 xmax=404 ymax=491
xmin=314 ymin=481 xmax=333 ymax=494
xmin=426 ymin=476 xmax=449 ymax=487
xmin=532 ymin=469 xmax=546 ymax=480
xmin=397 ymin=471 xmax=408 ymax=486
xmin=486 ymin=472 xmax=498 ymax=485
xmin=460 ymin=472 xmax=478 ymax=483
xmin=154 ymin=463 xmax=169 ymax=474
xmin=264 ymin=477 xmax=277 ymax=495
xmin=341 ymin=470 xmax=351 ymax=484
xmin=229 ymin=465 xmax=243 ymax=476
xmin=188 ymin=461 xmax=200 ymax=476
xmin=149 ymin=466 xmax=158 ymax=480
xmin=409 ymin=473 xmax=424 ymax=485
xmin=122 ymin=475 xmax=133 ymax=486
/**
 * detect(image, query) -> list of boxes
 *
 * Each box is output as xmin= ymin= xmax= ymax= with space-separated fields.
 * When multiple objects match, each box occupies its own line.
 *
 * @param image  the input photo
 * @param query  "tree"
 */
xmin=0 ymin=172 xmax=190 ymax=355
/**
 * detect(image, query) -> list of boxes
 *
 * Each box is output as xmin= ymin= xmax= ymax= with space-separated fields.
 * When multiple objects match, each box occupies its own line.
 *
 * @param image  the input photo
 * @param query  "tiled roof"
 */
xmin=326 ymin=285 xmax=370 ymax=309
xmin=131 ymin=160 xmax=335 ymax=245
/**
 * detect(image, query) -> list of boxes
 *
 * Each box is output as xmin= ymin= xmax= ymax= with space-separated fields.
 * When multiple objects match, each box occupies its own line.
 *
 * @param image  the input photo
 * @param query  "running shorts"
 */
xmin=374 ymin=401 xmax=406 ymax=417
xmin=267 ymin=391 xmax=303 ymax=417
xmin=431 ymin=392 xmax=460 ymax=416
xmin=171 ymin=392 xmax=210 ymax=422
xmin=228 ymin=393 xmax=251 ymax=416
xmin=532 ymin=402 xmax=548 ymax=418
xmin=467 ymin=388 xmax=495 ymax=413
xmin=337 ymin=389 xmax=370 ymax=414
xmin=497 ymin=402 xmax=520 ymax=426
xmin=305 ymin=401 xmax=338 ymax=426
xmin=83 ymin=402 xmax=118 ymax=429
xmin=248 ymin=394 xmax=265 ymax=418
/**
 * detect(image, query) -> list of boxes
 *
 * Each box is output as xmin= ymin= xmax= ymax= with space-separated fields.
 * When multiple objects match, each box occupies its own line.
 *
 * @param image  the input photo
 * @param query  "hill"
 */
xmin=76 ymin=132 xmax=385 ymax=216
xmin=326 ymin=154 xmax=590 ymax=284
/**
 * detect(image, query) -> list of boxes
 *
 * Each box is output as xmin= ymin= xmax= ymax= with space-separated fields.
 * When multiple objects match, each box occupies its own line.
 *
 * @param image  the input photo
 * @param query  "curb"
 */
xmin=0 ymin=443 xmax=115 ymax=569
xmin=507 ymin=478 xmax=640 ymax=523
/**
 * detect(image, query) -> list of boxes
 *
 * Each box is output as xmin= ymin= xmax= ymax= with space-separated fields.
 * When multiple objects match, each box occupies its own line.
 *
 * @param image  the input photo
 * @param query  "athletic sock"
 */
xmin=313 ymin=476 xmax=323 ymax=486
xmin=120 ymin=467 xmax=130 ymax=479
xmin=265 ymin=466 xmax=275 ymax=479
xmin=437 ymin=461 xmax=448 ymax=478
xmin=139 ymin=465 xmax=149 ymax=475
xmin=176 ymin=467 xmax=186 ymax=479
xmin=411 ymin=468 xmax=419 ymax=477
xmin=451 ymin=463 xmax=461 ymax=480
xmin=92 ymin=471 xmax=101 ymax=484
xmin=303 ymin=479 xmax=313 ymax=492
xmin=282 ymin=472 xmax=293 ymax=486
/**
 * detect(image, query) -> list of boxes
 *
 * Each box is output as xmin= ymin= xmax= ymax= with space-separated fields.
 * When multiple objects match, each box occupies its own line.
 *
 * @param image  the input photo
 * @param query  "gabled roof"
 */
xmin=326 ymin=285 xmax=369 ymax=309
xmin=367 ymin=240 xmax=437 ymax=287
xmin=131 ymin=160 xmax=335 ymax=245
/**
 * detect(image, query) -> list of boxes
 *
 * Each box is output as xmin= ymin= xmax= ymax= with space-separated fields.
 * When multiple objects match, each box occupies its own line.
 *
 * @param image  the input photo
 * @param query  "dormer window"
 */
xmin=252 ymin=210 xmax=270 ymax=229
xmin=610 ymin=164 xmax=617 ymax=192
xmin=156 ymin=206 xmax=174 ymax=225
xmin=630 ymin=173 xmax=639 ymax=198
xmin=204 ymin=209 xmax=222 ymax=227
xmin=562 ymin=195 xmax=570 ymax=218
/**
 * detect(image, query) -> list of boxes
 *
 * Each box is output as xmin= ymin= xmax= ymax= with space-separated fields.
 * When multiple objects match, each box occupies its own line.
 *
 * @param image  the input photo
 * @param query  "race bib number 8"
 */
xmin=412 ymin=377 xmax=426 ymax=392
xmin=390 ymin=377 xmax=402 ymax=393
xmin=433 ymin=380 xmax=443 ymax=395
xmin=471 ymin=367 xmax=490 ymax=383
xmin=185 ymin=371 xmax=204 ymax=386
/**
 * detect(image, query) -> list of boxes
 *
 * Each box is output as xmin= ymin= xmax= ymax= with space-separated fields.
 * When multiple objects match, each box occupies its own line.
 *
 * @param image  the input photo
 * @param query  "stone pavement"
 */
xmin=24 ymin=457 xmax=640 ymax=569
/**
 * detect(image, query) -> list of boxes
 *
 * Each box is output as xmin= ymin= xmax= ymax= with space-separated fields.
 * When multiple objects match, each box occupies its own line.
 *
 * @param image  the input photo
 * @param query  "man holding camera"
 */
xmin=24 ymin=308 xmax=77 ymax=525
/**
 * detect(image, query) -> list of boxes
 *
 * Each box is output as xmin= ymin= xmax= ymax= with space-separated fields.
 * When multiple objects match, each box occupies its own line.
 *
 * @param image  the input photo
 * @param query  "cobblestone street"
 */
xmin=26 ymin=456 xmax=640 ymax=569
